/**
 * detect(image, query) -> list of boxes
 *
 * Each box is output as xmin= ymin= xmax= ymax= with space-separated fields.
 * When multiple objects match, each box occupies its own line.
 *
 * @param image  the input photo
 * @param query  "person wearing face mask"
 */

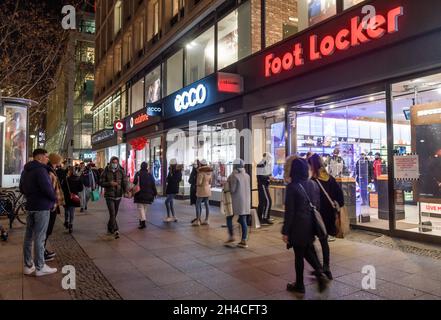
xmin=256 ymin=153 xmax=274 ymax=225
xmin=100 ymin=156 xmax=128 ymax=239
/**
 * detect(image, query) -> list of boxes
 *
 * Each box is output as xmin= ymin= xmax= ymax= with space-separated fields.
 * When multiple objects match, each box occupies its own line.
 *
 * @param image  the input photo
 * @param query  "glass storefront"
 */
xmin=166 ymin=49 xmax=184 ymax=95
xmin=131 ymin=78 xmax=145 ymax=113
xmin=145 ymin=66 xmax=161 ymax=103
xmin=392 ymin=73 xmax=441 ymax=237
xmin=133 ymin=136 xmax=163 ymax=194
xmin=185 ymin=27 xmax=215 ymax=85
xmin=166 ymin=120 xmax=237 ymax=201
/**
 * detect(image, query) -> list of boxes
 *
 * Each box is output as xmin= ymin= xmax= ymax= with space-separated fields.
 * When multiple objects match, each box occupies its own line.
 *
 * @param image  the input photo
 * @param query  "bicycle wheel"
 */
xmin=14 ymin=203 xmax=27 ymax=225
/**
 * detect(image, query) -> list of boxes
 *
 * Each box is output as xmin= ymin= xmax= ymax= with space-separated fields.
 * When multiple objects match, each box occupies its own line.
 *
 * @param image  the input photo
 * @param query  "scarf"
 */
xmin=318 ymin=167 xmax=330 ymax=182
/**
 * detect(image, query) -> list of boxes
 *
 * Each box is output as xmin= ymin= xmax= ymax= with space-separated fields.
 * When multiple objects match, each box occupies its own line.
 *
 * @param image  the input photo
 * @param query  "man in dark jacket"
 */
xmin=282 ymin=157 xmax=328 ymax=295
xmin=100 ymin=156 xmax=128 ymax=239
xmin=19 ymin=149 xmax=58 ymax=277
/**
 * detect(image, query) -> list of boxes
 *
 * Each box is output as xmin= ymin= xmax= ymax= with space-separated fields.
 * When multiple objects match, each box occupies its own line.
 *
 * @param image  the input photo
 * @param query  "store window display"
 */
xmin=392 ymin=73 xmax=441 ymax=238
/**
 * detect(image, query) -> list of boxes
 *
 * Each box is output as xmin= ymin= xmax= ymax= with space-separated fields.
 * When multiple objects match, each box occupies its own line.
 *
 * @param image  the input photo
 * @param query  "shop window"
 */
xmin=392 ymin=73 xmax=441 ymax=237
xmin=172 ymin=0 xmax=185 ymax=17
xmin=131 ymin=78 xmax=145 ymax=112
xmin=166 ymin=49 xmax=183 ymax=95
xmin=251 ymin=109 xmax=286 ymax=212
xmin=185 ymin=27 xmax=214 ymax=85
xmin=343 ymin=0 xmax=365 ymax=9
xmin=145 ymin=66 xmax=161 ymax=103
xmin=114 ymin=0 xmax=122 ymax=36
xmin=217 ymin=0 xmax=261 ymax=70
xmin=265 ymin=0 xmax=337 ymax=48
xmin=289 ymin=92 xmax=389 ymax=230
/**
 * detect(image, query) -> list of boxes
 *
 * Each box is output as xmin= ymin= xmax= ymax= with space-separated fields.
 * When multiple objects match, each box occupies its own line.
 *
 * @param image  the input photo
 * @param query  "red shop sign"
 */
xmin=114 ymin=120 xmax=125 ymax=132
xmin=264 ymin=6 xmax=404 ymax=78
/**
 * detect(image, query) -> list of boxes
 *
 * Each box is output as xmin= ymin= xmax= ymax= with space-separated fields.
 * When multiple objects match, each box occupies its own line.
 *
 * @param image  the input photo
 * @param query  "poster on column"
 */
xmin=2 ymin=105 xmax=27 ymax=187
xmin=394 ymin=155 xmax=420 ymax=180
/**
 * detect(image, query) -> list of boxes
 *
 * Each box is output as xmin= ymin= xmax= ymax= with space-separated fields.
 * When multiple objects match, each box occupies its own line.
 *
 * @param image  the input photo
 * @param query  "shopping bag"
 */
xmin=90 ymin=190 xmax=100 ymax=202
xmin=250 ymin=209 xmax=261 ymax=229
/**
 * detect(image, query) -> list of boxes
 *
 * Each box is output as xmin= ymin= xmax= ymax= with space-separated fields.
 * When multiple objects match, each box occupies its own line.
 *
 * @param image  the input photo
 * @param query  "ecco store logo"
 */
xmin=174 ymin=84 xmax=207 ymax=112
xmin=148 ymin=107 xmax=162 ymax=112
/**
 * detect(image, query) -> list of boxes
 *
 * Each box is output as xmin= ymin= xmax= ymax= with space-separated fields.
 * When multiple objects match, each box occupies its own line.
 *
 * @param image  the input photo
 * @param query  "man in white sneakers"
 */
xmin=19 ymin=149 xmax=58 ymax=276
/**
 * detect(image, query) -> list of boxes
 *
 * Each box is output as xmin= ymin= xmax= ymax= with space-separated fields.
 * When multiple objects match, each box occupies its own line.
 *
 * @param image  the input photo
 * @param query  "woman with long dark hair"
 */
xmin=307 ymin=153 xmax=344 ymax=280
xmin=164 ymin=159 xmax=182 ymax=222
xmin=61 ymin=166 xmax=83 ymax=234
xmin=133 ymin=162 xmax=157 ymax=229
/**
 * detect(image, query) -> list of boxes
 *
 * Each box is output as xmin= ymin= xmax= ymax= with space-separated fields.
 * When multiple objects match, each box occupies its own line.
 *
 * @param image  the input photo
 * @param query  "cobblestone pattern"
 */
xmin=50 ymin=219 xmax=122 ymax=300
xmin=346 ymin=230 xmax=441 ymax=260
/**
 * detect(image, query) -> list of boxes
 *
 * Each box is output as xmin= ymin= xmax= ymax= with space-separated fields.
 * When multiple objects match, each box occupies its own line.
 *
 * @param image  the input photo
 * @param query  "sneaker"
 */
xmin=201 ymin=220 xmax=209 ymax=226
xmin=163 ymin=217 xmax=171 ymax=223
xmin=173 ymin=217 xmax=178 ymax=222
xmin=261 ymin=219 xmax=274 ymax=225
xmin=45 ymin=250 xmax=56 ymax=258
xmin=224 ymin=237 xmax=235 ymax=246
xmin=35 ymin=264 xmax=57 ymax=277
xmin=237 ymin=240 xmax=248 ymax=248
xmin=287 ymin=282 xmax=305 ymax=294
xmin=44 ymin=250 xmax=56 ymax=262
xmin=114 ymin=231 xmax=120 ymax=239
xmin=328 ymin=236 xmax=336 ymax=242
xmin=23 ymin=264 xmax=36 ymax=276
xmin=191 ymin=219 xmax=201 ymax=226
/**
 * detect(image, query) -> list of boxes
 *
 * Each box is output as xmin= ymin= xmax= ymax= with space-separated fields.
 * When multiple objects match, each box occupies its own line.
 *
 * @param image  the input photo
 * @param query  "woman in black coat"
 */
xmin=282 ymin=157 xmax=328 ymax=295
xmin=308 ymin=153 xmax=344 ymax=280
xmin=188 ymin=160 xmax=200 ymax=206
xmin=133 ymin=162 xmax=157 ymax=229
xmin=164 ymin=159 xmax=182 ymax=222
xmin=61 ymin=166 xmax=83 ymax=233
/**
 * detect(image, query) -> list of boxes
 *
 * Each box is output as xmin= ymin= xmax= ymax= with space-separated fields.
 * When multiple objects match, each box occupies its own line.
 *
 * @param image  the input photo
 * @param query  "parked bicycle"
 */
xmin=0 ymin=188 xmax=27 ymax=228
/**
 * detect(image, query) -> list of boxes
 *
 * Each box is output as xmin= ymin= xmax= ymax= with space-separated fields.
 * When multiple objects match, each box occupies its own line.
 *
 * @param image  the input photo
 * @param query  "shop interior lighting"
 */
xmin=30 ymin=134 xmax=36 ymax=139
xmin=288 ymin=17 xmax=299 ymax=23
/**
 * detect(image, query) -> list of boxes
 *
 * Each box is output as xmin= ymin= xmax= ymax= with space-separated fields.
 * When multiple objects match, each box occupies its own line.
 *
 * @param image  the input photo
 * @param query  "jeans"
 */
xmin=196 ymin=197 xmax=209 ymax=220
xmin=64 ymin=207 xmax=75 ymax=225
xmin=23 ymin=210 xmax=50 ymax=270
xmin=293 ymin=244 xmax=323 ymax=286
xmin=165 ymin=194 xmax=176 ymax=217
xmin=106 ymin=198 xmax=121 ymax=233
xmin=226 ymin=215 xmax=248 ymax=241
xmin=81 ymin=187 xmax=91 ymax=209
xmin=137 ymin=203 xmax=148 ymax=221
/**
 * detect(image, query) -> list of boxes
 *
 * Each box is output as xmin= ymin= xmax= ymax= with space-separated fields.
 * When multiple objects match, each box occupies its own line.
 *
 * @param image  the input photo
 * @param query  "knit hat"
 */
xmin=290 ymin=158 xmax=309 ymax=182
xmin=48 ymin=153 xmax=62 ymax=166
xmin=233 ymin=159 xmax=244 ymax=171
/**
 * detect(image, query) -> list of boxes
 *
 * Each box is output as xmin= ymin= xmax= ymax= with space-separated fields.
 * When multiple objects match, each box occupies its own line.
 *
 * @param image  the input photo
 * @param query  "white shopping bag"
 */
xmin=250 ymin=209 xmax=260 ymax=229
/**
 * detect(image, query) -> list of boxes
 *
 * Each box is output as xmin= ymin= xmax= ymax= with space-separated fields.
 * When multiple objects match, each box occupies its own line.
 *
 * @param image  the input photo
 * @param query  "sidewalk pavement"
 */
xmin=2 ymin=196 xmax=441 ymax=300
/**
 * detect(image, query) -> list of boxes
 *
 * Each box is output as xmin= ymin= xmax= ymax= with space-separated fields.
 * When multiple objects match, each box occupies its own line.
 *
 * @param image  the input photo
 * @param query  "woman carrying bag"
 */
xmin=133 ymin=162 xmax=157 ymax=229
xmin=224 ymin=159 xmax=251 ymax=248
xmin=61 ymin=166 xmax=83 ymax=234
xmin=308 ymin=153 xmax=344 ymax=281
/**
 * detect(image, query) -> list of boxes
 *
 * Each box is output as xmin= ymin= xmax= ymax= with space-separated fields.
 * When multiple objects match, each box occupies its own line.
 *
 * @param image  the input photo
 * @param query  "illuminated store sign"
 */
xmin=146 ymin=103 xmax=162 ymax=117
xmin=91 ymin=129 xmax=114 ymax=145
xmin=114 ymin=120 xmax=125 ymax=132
xmin=217 ymin=73 xmax=243 ymax=94
xmin=174 ymin=84 xmax=207 ymax=112
xmin=264 ymin=6 xmax=404 ymax=78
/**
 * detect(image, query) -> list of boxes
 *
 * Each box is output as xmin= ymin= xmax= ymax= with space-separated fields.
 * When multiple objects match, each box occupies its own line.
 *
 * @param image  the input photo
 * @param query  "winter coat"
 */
xmin=61 ymin=175 xmax=84 ymax=208
xmin=133 ymin=170 xmax=157 ymax=204
xmin=189 ymin=167 xmax=198 ymax=205
xmin=227 ymin=168 xmax=251 ymax=216
xmin=81 ymin=168 xmax=97 ymax=189
xmin=313 ymin=176 xmax=345 ymax=236
xmin=282 ymin=158 xmax=320 ymax=247
xmin=196 ymin=166 xmax=213 ymax=198
xmin=165 ymin=168 xmax=182 ymax=195
xmin=47 ymin=166 xmax=65 ymax=209
xmin=19 ymin=160 xmax=57 ymax=211
xmin=100 ymin=165 xmax=129 ymax=199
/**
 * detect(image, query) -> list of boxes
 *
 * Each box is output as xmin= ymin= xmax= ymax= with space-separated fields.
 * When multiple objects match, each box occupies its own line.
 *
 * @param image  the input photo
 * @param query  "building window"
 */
xmin=172 ymin=0 xmax=185 ymax=16
xmin=265 ymin=0 xmax=337 ymax=47
xmin=114 ymin=45 xmax=122 ymax=73
xmin=114 ymin=0 xmax=122 ymax=36
xmin=131 ymin=78 xmax=145 ymax=113
xmin=185 ymin=27 xmax=214 ymax=85
xmin=79 ymin=19 xmax=95 ymax=34
xmin=145 ymin=66 xmax=161 ymax=103
xmin=153 ymin=1 xmax=160 ymax=36
xmin=166 ymin=49 xmax=183 ymax=95
xmin=217 ymin=0 xmax=261 ymax=70
xmin=344 ymin=0 xmax=365 ymax=9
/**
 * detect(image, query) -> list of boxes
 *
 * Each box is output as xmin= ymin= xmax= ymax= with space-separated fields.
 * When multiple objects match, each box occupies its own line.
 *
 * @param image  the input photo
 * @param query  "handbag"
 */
xmin=316 ymin=179 xmax=344 ymax=238
xmin=298 ymin=184 xmax=327 ymax=240
xmin=221 ymin=181 xmax=234 ymax=217
xmin=66 ymin=178 xmax=81 ymax=207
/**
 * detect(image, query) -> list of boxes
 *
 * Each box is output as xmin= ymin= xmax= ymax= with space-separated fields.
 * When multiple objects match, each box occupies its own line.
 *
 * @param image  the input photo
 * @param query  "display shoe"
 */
xmin=35 ymin=264 xmax=57 ymax=277
xmin=286 ymin=282 xmax=305 ymax=294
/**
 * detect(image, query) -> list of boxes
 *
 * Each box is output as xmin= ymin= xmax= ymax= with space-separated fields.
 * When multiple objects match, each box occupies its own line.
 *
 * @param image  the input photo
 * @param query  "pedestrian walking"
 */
xmin=133 ymin=162 xmax=157 ymax=229
xmin=224 ymin=159 xmax=251 ymax=248
xmin=44 ymin=153 xmax=65 ymax=262
xmin=188 ymin=160 xmax=200 ymax=206
xmin=192 ymin=159 xmax=213 ymax=226
xmin=164 ymin=159 xmax=182 ymax=222
xmin=19 ymin=148 xmax=58 ymax=277
xmin=100 ymin=156 xmax=128 ymax=239
xmin=61 ymin=166 xmax=83 ymax=234
xmin=282 ymin=156 xmax=329 ymax=295
xmin=308 ymin=153 xmax=344 ymax=280
xmin=79 ymin=163 xmax=97 ymax=212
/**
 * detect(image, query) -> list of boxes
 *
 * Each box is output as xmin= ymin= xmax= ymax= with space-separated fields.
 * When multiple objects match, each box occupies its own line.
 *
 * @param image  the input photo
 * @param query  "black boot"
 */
xmin=287 ymin=282 xmax=305 ymax=294
xmin=68 ymin=224 xmax=73 ymax=234
xmin=138 ymin=220 xmax=146 ymax=229
xmin=64 ymin=221 xmax=68 ymax=229
xmin=323 ymin=265 xmax=333 ymax=280
xmin=312 ymin=271 xmax=329 ymax=293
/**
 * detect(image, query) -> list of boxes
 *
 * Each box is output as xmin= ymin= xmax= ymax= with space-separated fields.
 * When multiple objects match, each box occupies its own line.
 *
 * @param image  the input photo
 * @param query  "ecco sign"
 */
xmin=174 ymin=84 xmax=207 ymax=112
xmin=264 ymin=6 xmax=404 ymax=78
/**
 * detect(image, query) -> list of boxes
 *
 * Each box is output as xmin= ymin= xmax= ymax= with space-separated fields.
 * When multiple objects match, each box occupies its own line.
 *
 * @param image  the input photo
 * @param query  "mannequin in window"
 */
xmin=372 ymin=153 xmax=383 ymax=192
xmin=256 ymin=153 xmax=274 ymax=225
xmin=326 ymin=148 xmax=345 ymax=178
xmin=355 ymin=153 xmax=372 ymax=206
